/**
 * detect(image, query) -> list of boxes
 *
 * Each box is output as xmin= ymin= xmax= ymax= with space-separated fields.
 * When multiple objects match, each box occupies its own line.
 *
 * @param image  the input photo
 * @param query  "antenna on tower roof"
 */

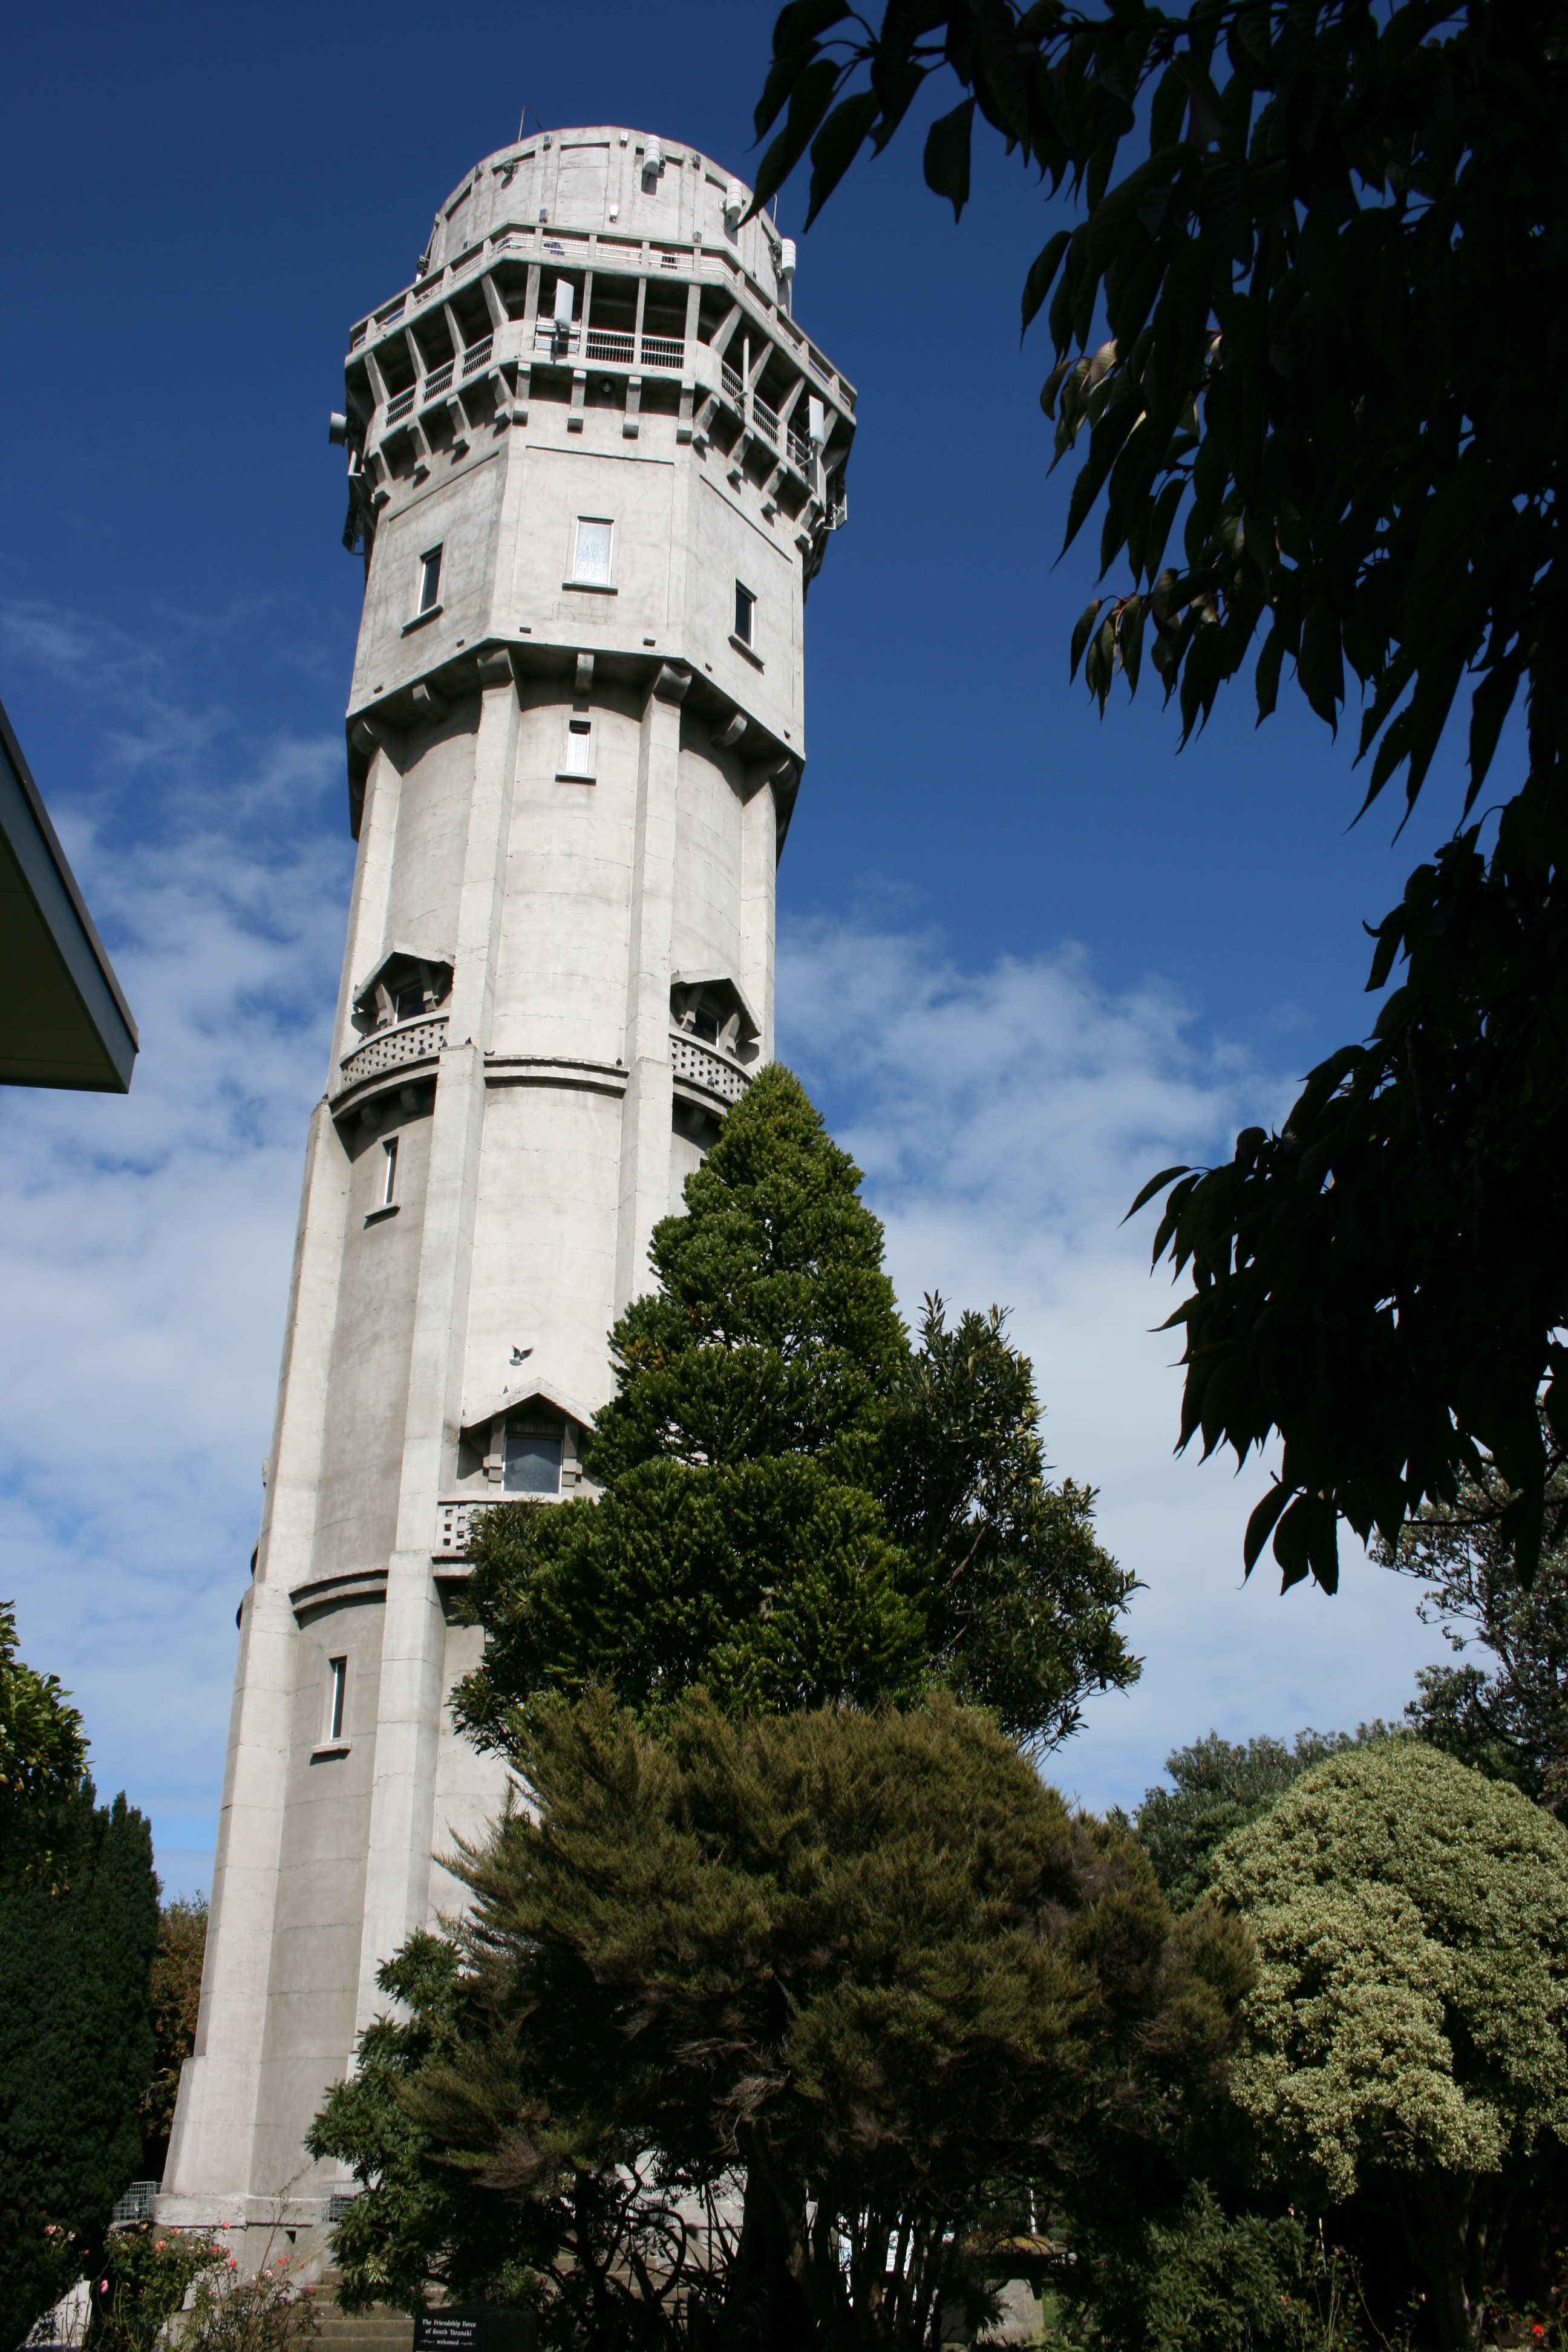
xmin=517 ymin=102 xmax=546 ymax=141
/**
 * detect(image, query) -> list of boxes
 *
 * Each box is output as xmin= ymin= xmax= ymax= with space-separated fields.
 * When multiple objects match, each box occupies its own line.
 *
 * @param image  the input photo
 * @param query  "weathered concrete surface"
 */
xmin=159 ymin=126 xmax=854 ymax=2256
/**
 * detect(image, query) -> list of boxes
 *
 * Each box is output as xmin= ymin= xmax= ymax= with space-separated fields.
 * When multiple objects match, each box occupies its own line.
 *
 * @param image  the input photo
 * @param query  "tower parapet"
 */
xmin=158 ymin=129 xmax=855 ymax=2247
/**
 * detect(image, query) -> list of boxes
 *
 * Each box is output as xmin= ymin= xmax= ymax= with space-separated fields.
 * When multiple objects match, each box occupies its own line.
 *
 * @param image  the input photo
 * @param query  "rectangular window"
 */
xmin=572 ymin=517 xmax=613 ymax=586
xmin=418 ymin=546 xmax=442 ymax=613
xmin=560 ymin=717 xmax=596 ymax=779
xmin=504 ymin=1426 xmax=562 ymax=1495
xmin=734 ymin=582 xmax=756 ymax=644
xmin=381 ymin=1135 xmax=399 ymax=1206
xmin=327 ymin=1656 xmax=347 ymax=1743
xmin=394 ymin=984 xmax=425 ymax=1023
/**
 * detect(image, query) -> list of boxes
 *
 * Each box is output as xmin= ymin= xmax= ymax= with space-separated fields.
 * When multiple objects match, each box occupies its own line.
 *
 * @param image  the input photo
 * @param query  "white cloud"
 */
xmin=777 ymin=917 xmax=1445 ymax=1817
xmin=0 ymin=596 xmax=353 ymax=1894
xmin=0 ymin=592 xmax=1442 ymax=1896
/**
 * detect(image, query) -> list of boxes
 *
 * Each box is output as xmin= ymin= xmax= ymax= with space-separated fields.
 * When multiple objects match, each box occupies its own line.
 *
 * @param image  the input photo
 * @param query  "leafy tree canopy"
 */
xmin=1379 ymin=1448 xmax=1568 ymax=1813
xmin=0 ymin=1786 xmax=160 ymax=2351
xmin=1134 ymin=1723 xmax=1382 ymax=1912
xmin=313 ymin=1691 xmax=1251 ymax=2350
xmin=1211 ymin=1740 xmax=1568 ymax=2350
xmin=454 ymin=1064 xmax=1137 ymax=1747
xmin=141 ymin=1895 xmax=208 ymax=2177
xmin=748 ymin=0 xmax=1568 ymax=1597
xmin=0 ymin=1596 xmax=89 ymax=1887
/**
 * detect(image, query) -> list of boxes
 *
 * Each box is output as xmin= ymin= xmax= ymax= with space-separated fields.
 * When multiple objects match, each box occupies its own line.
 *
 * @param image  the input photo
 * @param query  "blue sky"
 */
xmin=1 ymin=2 xmax=1474 ymax=1895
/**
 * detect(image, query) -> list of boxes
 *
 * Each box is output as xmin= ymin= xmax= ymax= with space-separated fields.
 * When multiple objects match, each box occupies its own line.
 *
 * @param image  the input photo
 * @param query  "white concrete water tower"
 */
xmin=159 ymin=125 xmax=855 ymax=2242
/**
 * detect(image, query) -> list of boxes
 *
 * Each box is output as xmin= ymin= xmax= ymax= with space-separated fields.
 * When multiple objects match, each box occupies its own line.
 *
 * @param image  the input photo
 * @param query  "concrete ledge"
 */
xmin=289 ymin=1568 xmax=390 ymax=1622
xmin=483 ymin=1054 xmax=627 ymax=1097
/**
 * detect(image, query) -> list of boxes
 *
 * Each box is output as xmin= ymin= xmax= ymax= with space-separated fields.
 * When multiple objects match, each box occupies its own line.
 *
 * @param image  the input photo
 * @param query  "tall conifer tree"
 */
xmin=454 ymin=1065 xmax=1137 ymax=1746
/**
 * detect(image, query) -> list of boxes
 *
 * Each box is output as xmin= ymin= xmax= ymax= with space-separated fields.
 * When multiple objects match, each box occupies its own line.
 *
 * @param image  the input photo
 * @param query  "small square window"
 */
xmin=418 ymin=546 xmax=442 ymax=613
xmin=394 ymin=984 xmax=425 ymax=1024
xmin=381 ymin=1135 xmax=399 ymax=1207
xmin=505 ymin=1427 xmax=562 ymax=1495
xmin=734 ymin=582 xmax=756 ymax=645
xmin=326 ymin=1656 xmax=347 ymax=1743
xmin=572 ymin=517 xmax=613 ymax=586
xmin=560 ymin=717 xmax=596 ymax=780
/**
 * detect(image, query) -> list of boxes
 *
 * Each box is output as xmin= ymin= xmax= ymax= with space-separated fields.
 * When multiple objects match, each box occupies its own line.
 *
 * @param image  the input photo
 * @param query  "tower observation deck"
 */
xmin=158 ymin=126 xmax=855 ymax=2244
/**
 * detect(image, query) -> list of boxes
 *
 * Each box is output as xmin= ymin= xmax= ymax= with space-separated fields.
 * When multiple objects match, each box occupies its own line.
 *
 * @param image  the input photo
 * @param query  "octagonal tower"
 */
xmin=160 ymin=126 xmax=855 ymax=2244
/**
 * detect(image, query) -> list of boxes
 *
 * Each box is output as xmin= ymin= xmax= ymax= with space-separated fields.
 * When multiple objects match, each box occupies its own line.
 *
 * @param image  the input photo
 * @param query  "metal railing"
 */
xmin=586 ymin=327 xmax=635 ymax=364
xmin=337 ymin=1014 xmax=448 ymax=1097
xmin=462 ymin=336 xmax=494 ymax=376
xmin=533 ymin=321 xmax=581 ymax=356
xmin=720 ymin=359 xmax=742 ymax=405
xmin=452 ymin=247 xmax=483 ymax=279
xmin=670 ymin=1031 xmax=751 ymax=1106
xmin=385 ymin=388 xmax=415 ymax=424
xmin=751 ymin=394 xmax=780 ymax=445
xmin=411 ymin=275 xmax=443 ymax=306
xmin=641 ymin=334 xmax=684 ymax=371
xmin=111 ymin=2183 xmax=160 ymax=2225
xmin=423 ymin=361 xmax=454 ymax=400
xmin=788 ymin=426 xmax=814 ymax=475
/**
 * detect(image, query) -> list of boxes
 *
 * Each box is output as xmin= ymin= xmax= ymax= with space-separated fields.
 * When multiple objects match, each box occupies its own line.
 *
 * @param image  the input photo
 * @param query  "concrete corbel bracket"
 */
xmin=711 ymin=709 xmax=748 ymax=750
xmin=475 ymin=648 xmax=516 ymax=692
xmin=411 ymin=681 xmax=448 ymax=722
xmin=351 ymin=714 xmax=403 ymax=762
xmin=652 ymin=661 xmax=692 ymax=707
xmin=574 ymin=652 xmax=595 ymax=696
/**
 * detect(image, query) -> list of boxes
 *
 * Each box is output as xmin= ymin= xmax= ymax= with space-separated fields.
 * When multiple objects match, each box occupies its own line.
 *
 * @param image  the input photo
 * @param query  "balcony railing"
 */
xmin=533 ymin=321 xmax=581 ymax=356
xmin=670 ymin=1031 xmax=752 ymax=1106
xmin=720 ymin=359 xmax=742 ymax=405
xmin=752 ymin=394 xmax=780 ymax=445
xmin=586 ymin=327 xmax=635 ymax=364
xmin=462 ymin=335 xmax=494 ymax=376
xmin=423 ymin=361 xmax=454 ymax=401
xmin=641 ymin=334 xmax=684 ymax=371
xmin=385 ymin=388 xmax=415 ymax=424
xmin=436 ymin=1496 xmax=492 ymax=1560
xmin=788 ymin=426 xmax=814 ymax=474
xmin=337 ymin=1013 xmax=448 ymax=1097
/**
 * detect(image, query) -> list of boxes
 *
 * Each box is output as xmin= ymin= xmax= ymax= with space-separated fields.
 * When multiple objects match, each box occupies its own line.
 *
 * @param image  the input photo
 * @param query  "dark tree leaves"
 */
xmin=748 ymin=0 xmax=1568 ymax=1588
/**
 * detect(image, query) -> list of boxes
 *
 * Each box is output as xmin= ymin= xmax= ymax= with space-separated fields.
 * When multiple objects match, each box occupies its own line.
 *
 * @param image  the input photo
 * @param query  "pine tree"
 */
xmin=313 ymin=1691 xmax=1250 ymax=2350
xmin=454 ymin=1065 xmax=1136 ymax=1745
xmin=0 ymin=1788 xmax=160 ymax=2350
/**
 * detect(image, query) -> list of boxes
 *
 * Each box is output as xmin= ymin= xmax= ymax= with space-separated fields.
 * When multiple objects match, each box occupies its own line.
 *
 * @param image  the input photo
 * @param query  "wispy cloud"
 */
xmin=779 ymin=918 xmax=1443 ymax=1815
xmin=0 ymin=594 xmax=353 ymax=1891
xmin=0 ymin=598 xmax=1441 ymax=1893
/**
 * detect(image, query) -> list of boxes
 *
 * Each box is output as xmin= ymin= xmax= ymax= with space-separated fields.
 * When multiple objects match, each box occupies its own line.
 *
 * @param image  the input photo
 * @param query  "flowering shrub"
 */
xmin=90 ymin=2225 xmax=225 ymax=2352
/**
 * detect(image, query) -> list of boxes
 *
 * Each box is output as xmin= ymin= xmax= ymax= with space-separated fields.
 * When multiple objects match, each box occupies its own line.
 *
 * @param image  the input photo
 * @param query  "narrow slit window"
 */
xmin=504 ymin=1426 xmax=562 ymax=1495
xmin=381 ymin=1135 xmax=399 ymax=1206
xmin=572 ymin=517 xmax=613 ymax=586
xmin=734 ymin=582 xmax=755 ymax=645
xmin=560 ymin=717 xmax=596 ymax=779
xmin=418 ymin=546 xmax=442 ymax=613
xmin=327 ymin=1656 xmax=347 ymax=1743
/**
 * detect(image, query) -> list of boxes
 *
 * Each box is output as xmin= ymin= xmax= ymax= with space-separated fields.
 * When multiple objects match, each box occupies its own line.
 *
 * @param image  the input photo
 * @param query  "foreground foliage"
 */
xmin=0 ymin=1609 xmax=159 ymax=2352
xmin=1211 ymin=1740 xmax=1568 ymax=2352
xmin=1379 ymin=1454 xmax=1568 ymax=1814
xmin=750 ymin=0 xmax=1568 ymax=1592
xmin=313 ymin=1693 xmax=1252 ymax=2350
xmin=454 ymin=1065 xmax=1137 ymax=1749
